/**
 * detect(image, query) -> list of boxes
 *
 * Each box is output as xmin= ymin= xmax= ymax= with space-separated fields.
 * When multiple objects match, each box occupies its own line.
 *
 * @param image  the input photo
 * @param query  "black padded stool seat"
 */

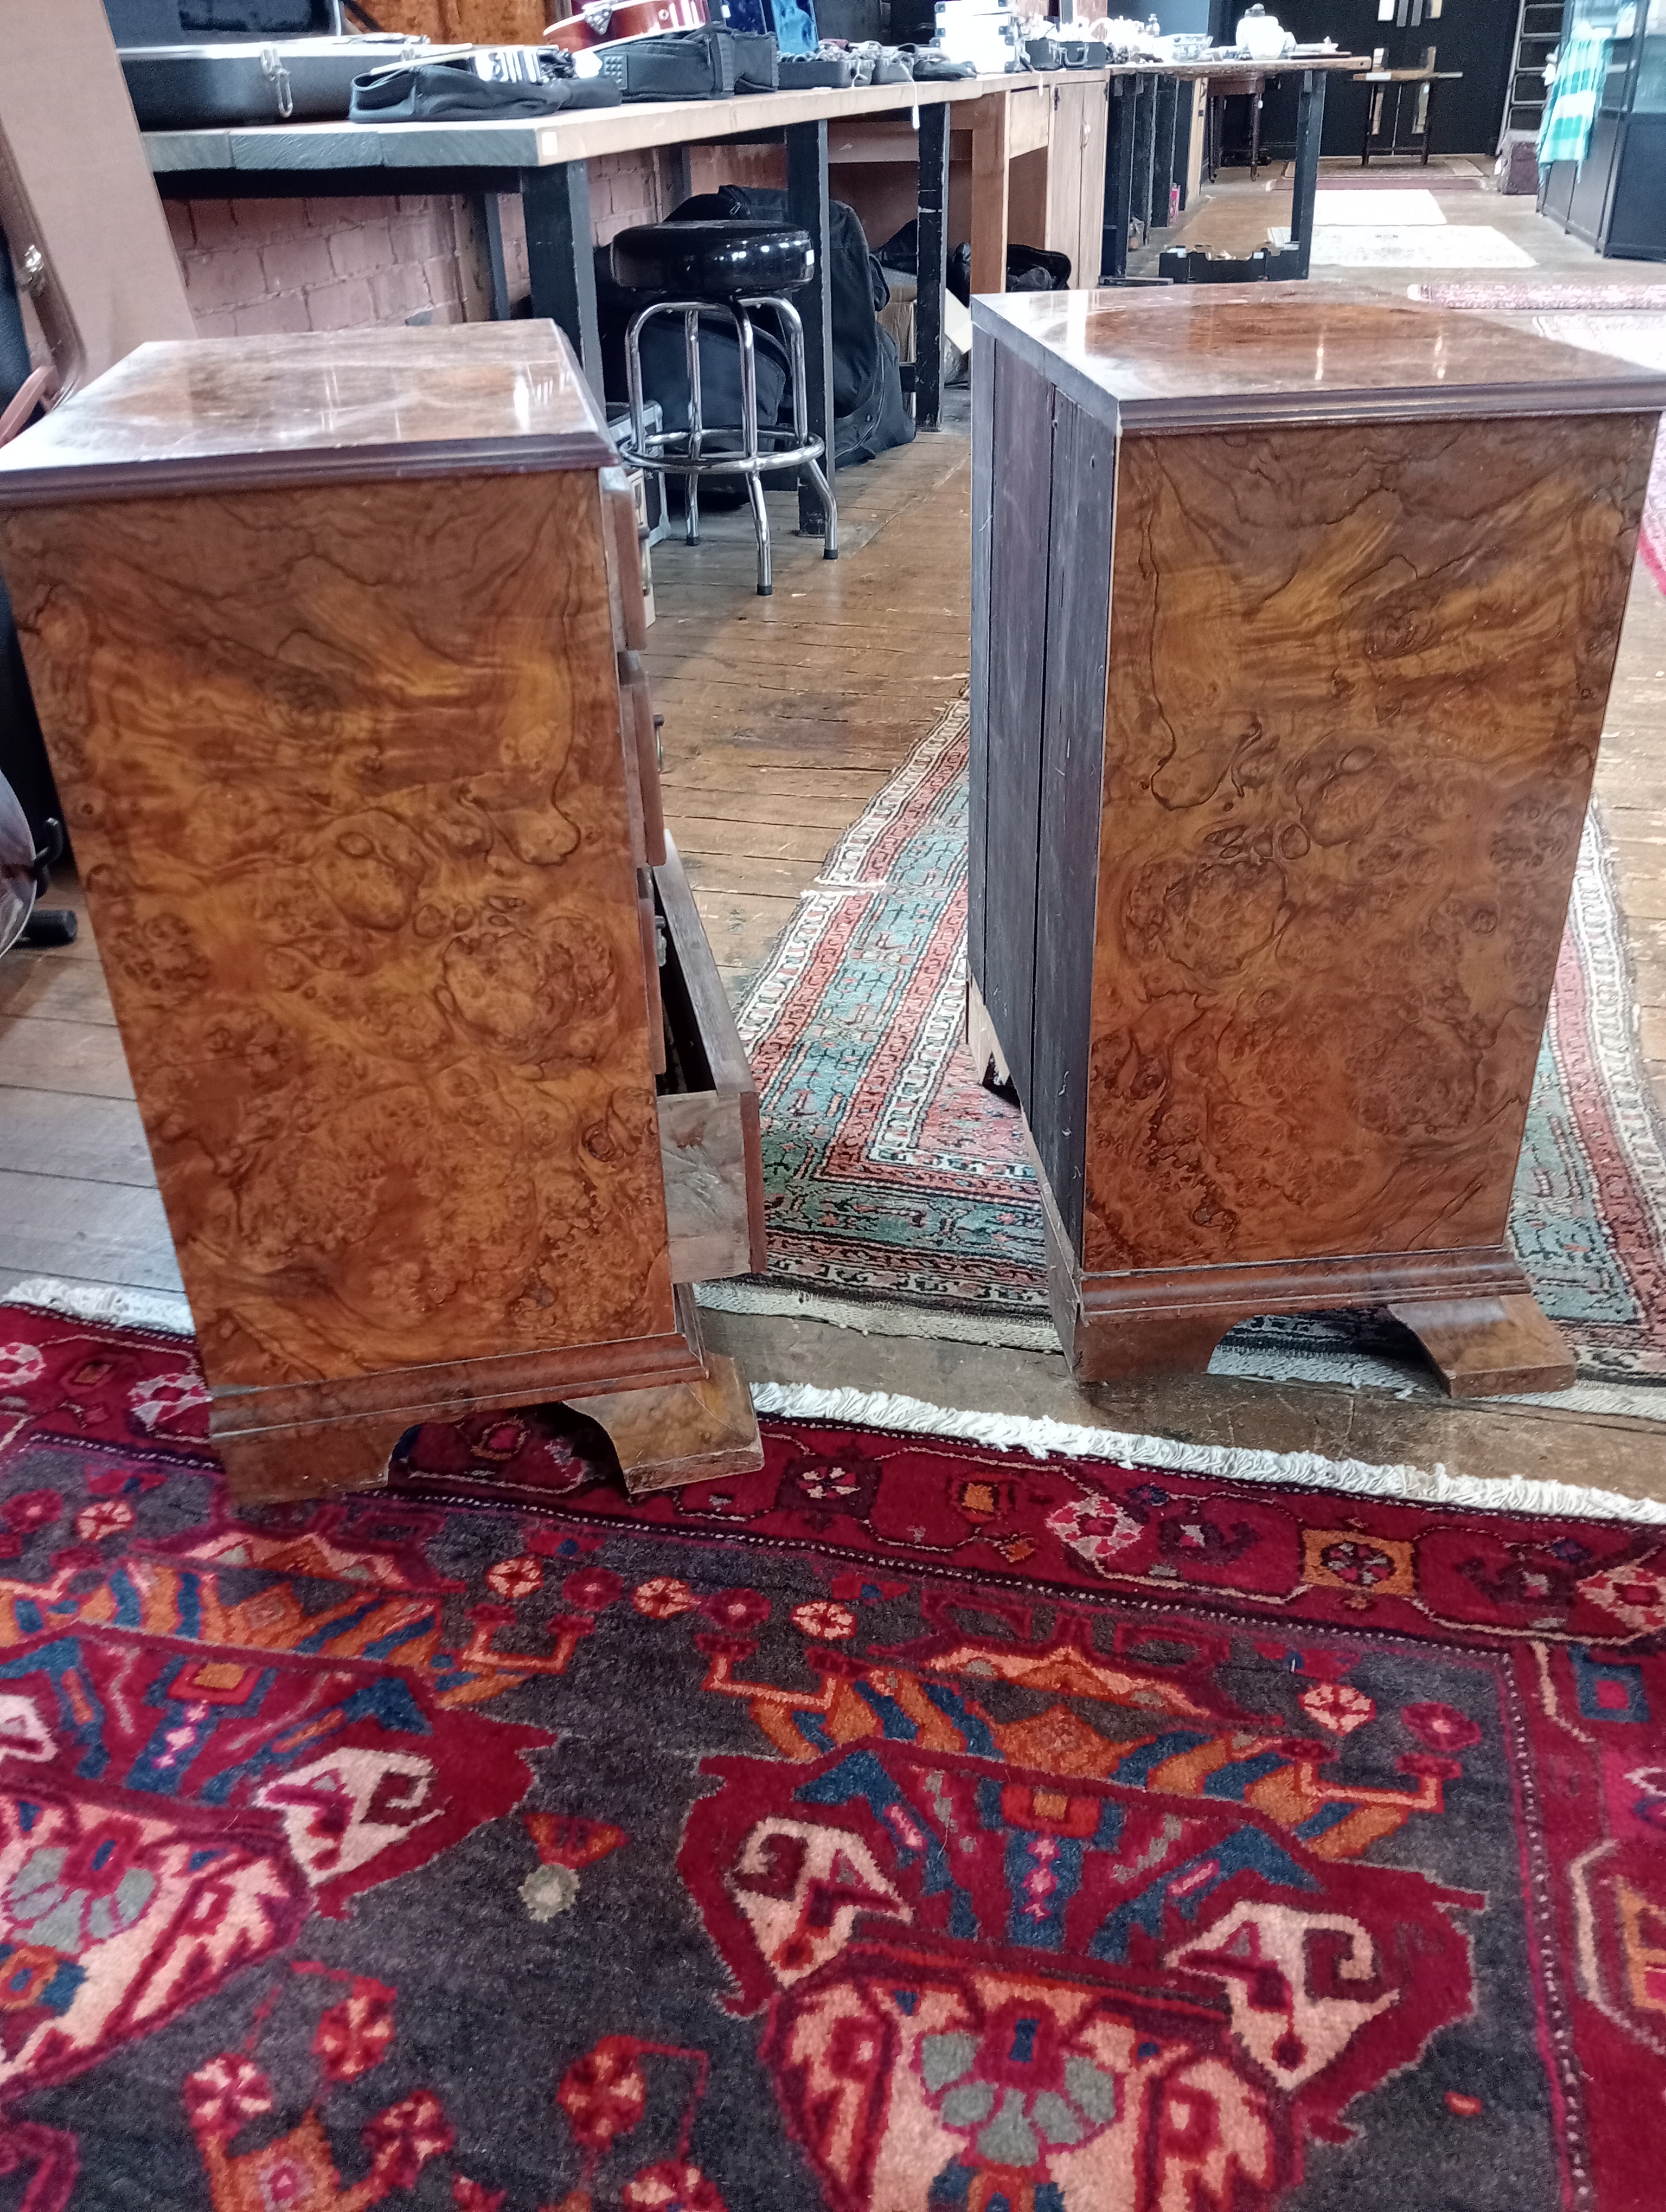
xmin=611 ymin=221 xmax=816 ymax=299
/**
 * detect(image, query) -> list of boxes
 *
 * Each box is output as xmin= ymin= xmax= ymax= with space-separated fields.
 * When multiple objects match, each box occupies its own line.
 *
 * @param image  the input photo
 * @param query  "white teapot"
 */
xmin=1236 ymin=3 xmax=1286 ymax=57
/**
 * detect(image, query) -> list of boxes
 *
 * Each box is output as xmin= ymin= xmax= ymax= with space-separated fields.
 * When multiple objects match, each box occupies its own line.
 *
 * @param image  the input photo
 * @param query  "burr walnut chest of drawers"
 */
xmin=969 ymin=286 xmax=1666 ymax=1396
xmin=0 ymin=324 xmax=765 ymax=1500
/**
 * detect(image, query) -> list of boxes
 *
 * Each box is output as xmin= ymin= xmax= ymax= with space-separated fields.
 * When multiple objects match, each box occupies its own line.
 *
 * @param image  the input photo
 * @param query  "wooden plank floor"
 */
xmin=1140 ymin=155 xmax=1666 ymax=291
xmin=646 ymin=423 xmax=975 ymax=992
xmin=0 ymin=870 xmax=178 ymax=1300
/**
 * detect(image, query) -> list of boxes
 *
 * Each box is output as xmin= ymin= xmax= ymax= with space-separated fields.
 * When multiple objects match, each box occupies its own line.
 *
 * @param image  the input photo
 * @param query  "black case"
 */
xmin=104 ymin=1 xmax=343 ymax=40
xmin=595 ymin=26 xmax=740 ymax=100
xmin=120 ymin=33 xmax=427 ymax=128
xmin=731 ymin=30 xmax=779 ymax=88
xmin=778 ymin=50 xmax=855 ymax=84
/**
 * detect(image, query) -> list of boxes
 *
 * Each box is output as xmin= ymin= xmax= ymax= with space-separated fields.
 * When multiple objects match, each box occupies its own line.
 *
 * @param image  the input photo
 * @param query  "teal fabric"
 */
xmin=1539 ymin=26 xmax=1609 ymax=163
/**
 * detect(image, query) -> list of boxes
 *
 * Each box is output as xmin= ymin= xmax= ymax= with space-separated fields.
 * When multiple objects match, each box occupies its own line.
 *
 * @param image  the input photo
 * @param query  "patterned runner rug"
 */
xmin=0 ymin=1298 xmax=1661 ymax=2210
xmin=715 ymin=695 xmax=1666 ymax=1416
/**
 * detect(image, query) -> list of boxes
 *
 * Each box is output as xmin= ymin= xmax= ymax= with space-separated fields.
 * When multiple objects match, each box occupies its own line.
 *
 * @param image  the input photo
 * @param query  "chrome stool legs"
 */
xmin=682 ymin=306 xmax=702 ymax=549
xmin=733 ymin=307 xmax=771 ymax=593
xmin=766 ymin=294 xmax=838 ymax=570
xmin=620 ymin=294 xmax=838 ymax=598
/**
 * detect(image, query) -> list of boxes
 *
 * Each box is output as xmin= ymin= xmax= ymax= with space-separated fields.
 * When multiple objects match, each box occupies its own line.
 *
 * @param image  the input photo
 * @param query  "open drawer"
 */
xmin=655 ymin=834 xmax=767 ymax=1285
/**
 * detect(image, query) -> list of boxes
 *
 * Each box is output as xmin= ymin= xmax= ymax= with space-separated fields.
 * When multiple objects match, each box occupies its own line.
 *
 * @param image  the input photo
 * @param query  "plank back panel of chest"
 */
xmin=976 ymin=341 xmax=1056 ymax=1110
xmin=1083 ymin=410 xmax=1653 ymax=1277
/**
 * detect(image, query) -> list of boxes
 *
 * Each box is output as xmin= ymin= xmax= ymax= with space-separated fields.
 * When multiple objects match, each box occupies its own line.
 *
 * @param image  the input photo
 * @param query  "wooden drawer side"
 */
xmin=653 ymin=834 xmax=767 ymax=1284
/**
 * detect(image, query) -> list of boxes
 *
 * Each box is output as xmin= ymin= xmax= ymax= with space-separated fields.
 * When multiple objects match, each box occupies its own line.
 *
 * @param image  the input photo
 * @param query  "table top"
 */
xmin=1159 ymin=53 xmax=1367 ymax=79
xmin=972 ymin=285 xmax=1666 ymax=433
xmin=0 ymin=323 xmax=614 ymax=506
xmin=143 ymin=70 xmax=1008 ymax=176
xmin=142 ymin=57 xmax=1368 ymax=177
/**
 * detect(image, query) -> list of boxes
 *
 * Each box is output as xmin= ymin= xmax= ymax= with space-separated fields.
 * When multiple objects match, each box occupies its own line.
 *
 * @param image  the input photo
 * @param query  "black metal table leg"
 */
xmin=472 ymin=193 xmax=511 ymax=321
xmin=1102 ymin=75 xmax=1137 ymax=281
xmin=1289 ymin=67 xmax=1327 ymax=278
xmin=1150 ymin=76 xmax=1178 ymax=231
xmin=915 ymin=101 xmax=950 ymax=432
xmin=1171 ymin=76 xmax=1196 ymax=217
xmin=521 ymin=163 xmax=602 ymax=394
xmin=785 ymin=118 xmax=836 ymax=545
xmin=1132 ymin=74 xmax=1157 ymax=246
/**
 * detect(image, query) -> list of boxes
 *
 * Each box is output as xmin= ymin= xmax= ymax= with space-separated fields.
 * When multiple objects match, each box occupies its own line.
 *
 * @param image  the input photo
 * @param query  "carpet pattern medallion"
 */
xmin=729 ymin=699 xmax=1666 ymax=1396
xmin=2 ymin=1300 xmax=1664 ymax=2209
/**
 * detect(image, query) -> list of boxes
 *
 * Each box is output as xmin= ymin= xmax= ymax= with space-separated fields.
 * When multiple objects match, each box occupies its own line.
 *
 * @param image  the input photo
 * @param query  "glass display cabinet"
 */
xmin=1540 ymin=0 xmax=1666 ymax=257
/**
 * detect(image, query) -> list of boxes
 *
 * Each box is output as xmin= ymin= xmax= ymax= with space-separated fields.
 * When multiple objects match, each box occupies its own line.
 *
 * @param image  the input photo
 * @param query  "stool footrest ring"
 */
xmin=619 ymin=431 xmax=827 ymax=479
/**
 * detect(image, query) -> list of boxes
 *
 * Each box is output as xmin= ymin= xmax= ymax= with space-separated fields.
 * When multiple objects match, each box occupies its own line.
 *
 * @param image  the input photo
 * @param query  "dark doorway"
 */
xmin=1206 ymin=0 xmax=1516 ymax=161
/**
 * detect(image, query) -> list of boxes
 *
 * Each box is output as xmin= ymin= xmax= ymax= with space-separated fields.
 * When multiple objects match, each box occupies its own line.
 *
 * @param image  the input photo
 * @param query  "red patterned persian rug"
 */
xmin=2 ymin=1296 xmax=1665 ymax=2212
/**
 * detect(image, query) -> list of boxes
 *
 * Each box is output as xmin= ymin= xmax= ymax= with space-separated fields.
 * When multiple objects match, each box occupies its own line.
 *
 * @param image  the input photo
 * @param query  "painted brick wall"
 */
xmin=170 ymin=145 xmax=790 ymax=339
xmin=166 ymin=193 xmax=472 ymax=336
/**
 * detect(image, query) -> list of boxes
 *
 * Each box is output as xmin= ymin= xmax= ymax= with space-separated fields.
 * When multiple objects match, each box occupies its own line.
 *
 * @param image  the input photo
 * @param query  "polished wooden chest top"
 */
xmin=970 ymin=286 xmax=1666 ymax=1394
xmin=973 ymin=286 xmax=1666 ymax=428
xmin=0 ymin=324 xmax=615 ymax=499
xmin=0 ymin=325 xmax=762 ymax=1497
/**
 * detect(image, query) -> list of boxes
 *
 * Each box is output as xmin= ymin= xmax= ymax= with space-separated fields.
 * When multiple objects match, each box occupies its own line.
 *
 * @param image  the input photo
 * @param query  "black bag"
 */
xmin=595 ymin=25 xmax=738 ymax=99
xmin=779 ymin=50 xmax=855 ymax=85
xmin=349 ymin=57 xmax=620 ymax=121
xmin=945 ymin=239 xmax=1072 ymax=303
xmin=1006 ymin=242 xmax=1072 ymax=290
xmin=731 ymin=31 xmax=780 ymax=89
xmin=103 ymin=0 xmax=341 ymax=36
xmin=674 ymin=187 xmax=914 ymax=467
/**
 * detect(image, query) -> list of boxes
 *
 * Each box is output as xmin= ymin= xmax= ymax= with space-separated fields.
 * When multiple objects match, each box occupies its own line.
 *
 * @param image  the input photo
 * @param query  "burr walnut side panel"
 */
xmin=0 ymin=468 xmax=672 ymax=1385
xmin=1083 ymin=410 xmax=1656 ymax=1277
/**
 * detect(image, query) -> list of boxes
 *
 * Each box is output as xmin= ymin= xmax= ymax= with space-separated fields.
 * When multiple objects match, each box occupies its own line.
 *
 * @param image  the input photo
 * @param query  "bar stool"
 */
xmin=611 ymin=220 xmax=838 ymax=597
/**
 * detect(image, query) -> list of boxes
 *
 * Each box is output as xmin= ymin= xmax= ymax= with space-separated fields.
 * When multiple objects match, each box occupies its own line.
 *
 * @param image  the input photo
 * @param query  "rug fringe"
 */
xmin=5 ymin=1276 xmax=195 ymax=1338
xmin=696 ymin=1279 xmax=1058 ymax=1351
xmin=751 ymin=1381 xmax=1666 ymax=1525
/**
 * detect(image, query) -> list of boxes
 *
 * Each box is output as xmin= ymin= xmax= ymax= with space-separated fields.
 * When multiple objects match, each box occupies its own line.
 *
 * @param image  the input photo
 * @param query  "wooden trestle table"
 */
xmin=0 ymin=321 xmax=767 ymax=1501
xmin=969 ymin=286 xmax=1666 ymax=1397
xmin=139 ymin=53 xmax=1368 ymax=516
xmin=140 ymin=70 xmax=1011 ymax=542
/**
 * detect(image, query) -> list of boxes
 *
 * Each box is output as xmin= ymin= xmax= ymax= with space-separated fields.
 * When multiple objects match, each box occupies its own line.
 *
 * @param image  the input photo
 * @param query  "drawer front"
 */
xmin=653 ymin=834 xmax=766 ymax=1284
xmin=659 ymin=1089 xmax=757 ymax=1283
